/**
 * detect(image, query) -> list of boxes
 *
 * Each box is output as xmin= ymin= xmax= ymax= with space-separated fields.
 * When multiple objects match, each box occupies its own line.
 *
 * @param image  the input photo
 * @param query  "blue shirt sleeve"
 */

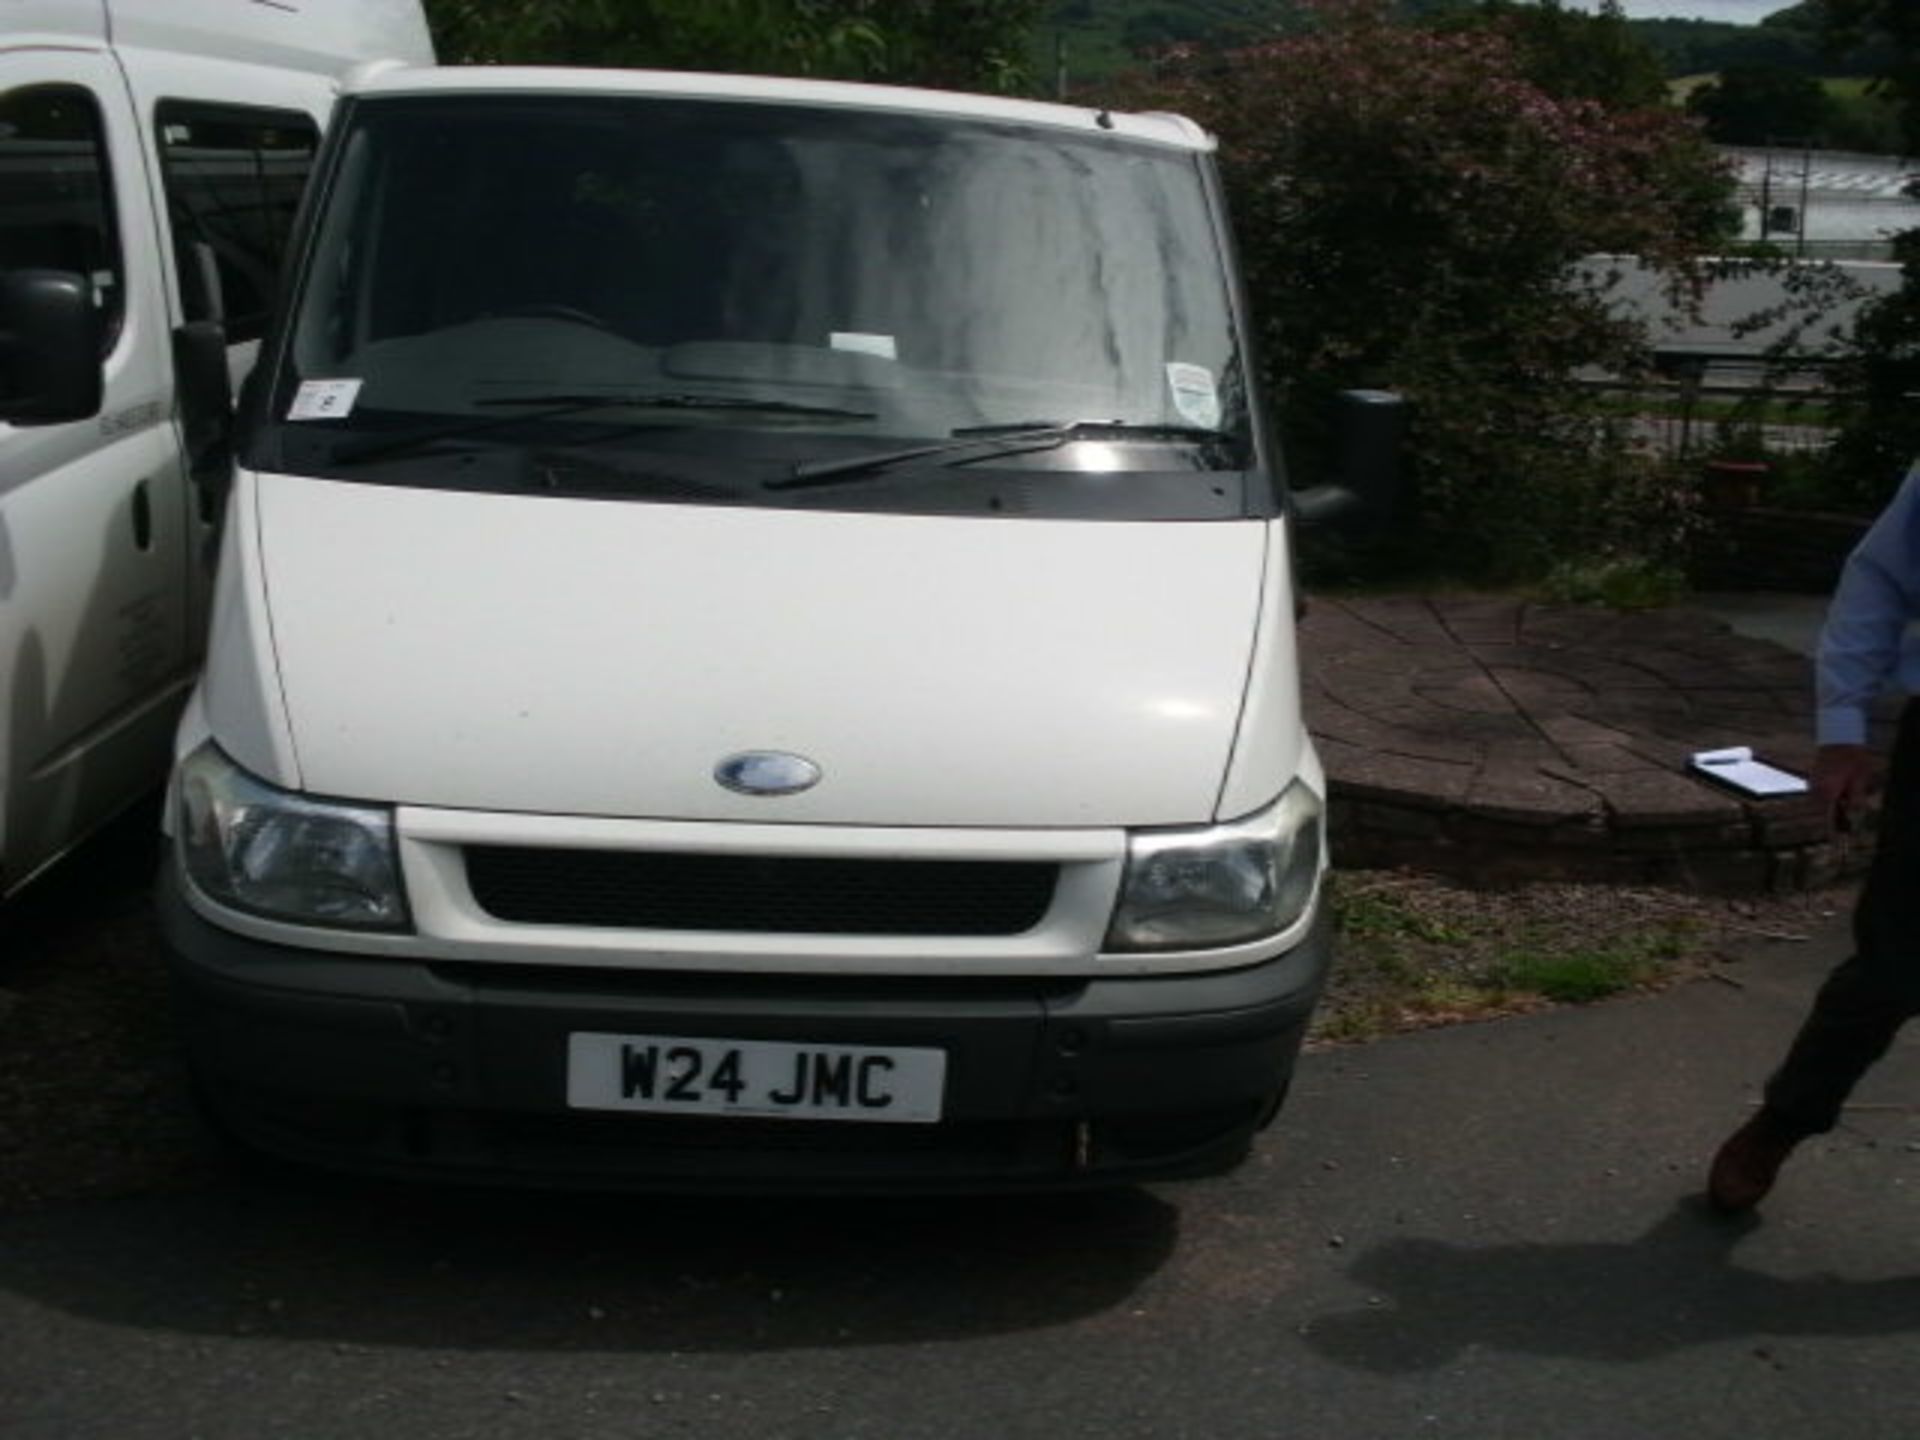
xmin=1817 ymin=460 xmax=1920 ymax=747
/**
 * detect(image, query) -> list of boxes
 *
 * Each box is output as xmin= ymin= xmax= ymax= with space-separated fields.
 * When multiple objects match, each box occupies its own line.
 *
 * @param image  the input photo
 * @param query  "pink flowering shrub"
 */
xmin=1107 ymin=1 xmax=1734 ymax=579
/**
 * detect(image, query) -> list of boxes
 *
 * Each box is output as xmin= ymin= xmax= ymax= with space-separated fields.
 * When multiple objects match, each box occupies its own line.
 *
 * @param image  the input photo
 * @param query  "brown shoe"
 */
xmin=1706 ymin=1111 xmax=1803 ymax=1214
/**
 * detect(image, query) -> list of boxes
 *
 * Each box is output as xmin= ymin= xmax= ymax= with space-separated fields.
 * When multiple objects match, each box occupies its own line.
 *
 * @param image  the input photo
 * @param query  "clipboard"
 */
xmin=1688 ymin=746 xmax=1808 ymax=797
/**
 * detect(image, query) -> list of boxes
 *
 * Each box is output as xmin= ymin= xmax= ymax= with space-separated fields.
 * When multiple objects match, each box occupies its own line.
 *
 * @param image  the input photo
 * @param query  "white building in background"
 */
xmin=1586 ymin=253 xmax=1902 ymax=365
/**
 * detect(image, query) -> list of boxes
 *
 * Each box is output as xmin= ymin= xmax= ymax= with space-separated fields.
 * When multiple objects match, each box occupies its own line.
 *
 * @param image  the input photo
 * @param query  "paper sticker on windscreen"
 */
xmin=288 ymin=379 xmax=364 ymax=421
xmin=1166 ymin=362 xmax=1221 ymax=429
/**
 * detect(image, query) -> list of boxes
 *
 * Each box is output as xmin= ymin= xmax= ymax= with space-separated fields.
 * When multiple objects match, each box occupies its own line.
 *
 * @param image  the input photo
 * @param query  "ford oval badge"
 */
xmin=715 ymin=751 xmax=821 ymax=797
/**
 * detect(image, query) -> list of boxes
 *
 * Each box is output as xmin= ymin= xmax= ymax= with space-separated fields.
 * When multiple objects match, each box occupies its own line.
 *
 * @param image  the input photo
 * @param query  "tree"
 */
xmin=424 ymin=0 xmax=1047 ymax=93
xmin=1441 ymin=0 xmax=1671 ymax=111
xmin=1821 ymin=0 xmax=1920 ymax=151
xmin=1685 ymin=62 xmax=1836 ymax=144
xmin=1102 ymin=0 xmax=1735 ymax=578
xmin=1122 ymin=9 xmax=1212 ymax=59
xmin=1817 ymin=0 xmax=1920 ymax=500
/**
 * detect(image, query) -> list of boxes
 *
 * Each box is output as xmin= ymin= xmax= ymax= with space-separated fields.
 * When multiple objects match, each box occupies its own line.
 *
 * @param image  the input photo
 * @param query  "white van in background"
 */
xmin=0 ymin=0 xmax=432 ymax=898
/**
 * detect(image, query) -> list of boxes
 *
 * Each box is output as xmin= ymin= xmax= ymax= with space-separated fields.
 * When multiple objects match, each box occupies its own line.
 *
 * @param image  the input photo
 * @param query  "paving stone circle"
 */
xmin=1300 ymin=595 xmax=1878 ymax=892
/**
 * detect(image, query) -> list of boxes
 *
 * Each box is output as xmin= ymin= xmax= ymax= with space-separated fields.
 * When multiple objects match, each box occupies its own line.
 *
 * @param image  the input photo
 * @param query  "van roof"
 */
xmin=344 ymin=66 xmax=1214 ymax=151
xmin=0 ymin=0 xmax=433 ymax=74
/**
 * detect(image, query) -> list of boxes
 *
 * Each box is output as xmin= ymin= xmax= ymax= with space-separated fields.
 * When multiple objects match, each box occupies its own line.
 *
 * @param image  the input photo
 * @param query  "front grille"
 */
xmin=463 ymin=846 xmax=1059 ymax=936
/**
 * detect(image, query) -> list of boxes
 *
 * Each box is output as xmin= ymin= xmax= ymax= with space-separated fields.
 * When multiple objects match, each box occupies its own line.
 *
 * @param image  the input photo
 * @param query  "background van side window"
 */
xmin=156 ymin=103 xmax=318 ymax=344
xmin=0 ymin=85 xmax=125 ymax=397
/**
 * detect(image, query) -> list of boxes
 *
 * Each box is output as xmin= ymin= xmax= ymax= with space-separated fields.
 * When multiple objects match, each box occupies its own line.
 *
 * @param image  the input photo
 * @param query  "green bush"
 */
xmin=1540 ymin=555 xmax=1690 ymax=610
xmin=1102 ymin=0 xmax=1735 ymax=583
xmin=1825 ymin=231 xmax=1920 ymax=512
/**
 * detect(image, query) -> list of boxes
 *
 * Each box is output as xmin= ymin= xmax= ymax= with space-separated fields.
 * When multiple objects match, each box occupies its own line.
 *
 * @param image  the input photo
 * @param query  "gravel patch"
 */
xmin=1316 ymin=867 xmax=1850 ymax=1044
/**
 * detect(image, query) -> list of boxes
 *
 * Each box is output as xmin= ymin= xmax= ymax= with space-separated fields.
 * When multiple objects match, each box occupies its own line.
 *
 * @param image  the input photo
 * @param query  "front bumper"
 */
xmin=159 ymin=868 xmax=1331 ymax=1192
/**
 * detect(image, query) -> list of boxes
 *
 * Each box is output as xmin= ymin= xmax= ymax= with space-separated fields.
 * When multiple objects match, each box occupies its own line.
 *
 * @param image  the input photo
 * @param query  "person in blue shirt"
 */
xmin=1709 ymin=459 xmax=1920 ymax=1213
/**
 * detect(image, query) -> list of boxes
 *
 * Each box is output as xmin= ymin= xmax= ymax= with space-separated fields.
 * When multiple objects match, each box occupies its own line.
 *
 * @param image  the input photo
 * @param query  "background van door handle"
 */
xmin=131 ymin=478 xmax=153 ymax=551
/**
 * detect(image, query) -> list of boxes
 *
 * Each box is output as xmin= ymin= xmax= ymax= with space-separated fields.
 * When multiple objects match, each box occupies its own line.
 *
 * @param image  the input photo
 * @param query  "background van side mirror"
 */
xmin=0 ymin=270 xmax=104 ymax=426
xmin=172 ymin=319 xmax=234 ymax=518
xmin=1290 ymin=389 xmax=1408 ymax=527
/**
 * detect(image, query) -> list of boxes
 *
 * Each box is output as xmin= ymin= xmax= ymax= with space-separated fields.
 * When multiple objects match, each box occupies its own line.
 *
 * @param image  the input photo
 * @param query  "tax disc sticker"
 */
xmin=1165 ymin=362 xmax=1221 ymax=429
xmin=288 ymin=379 xmax=364 ymax=421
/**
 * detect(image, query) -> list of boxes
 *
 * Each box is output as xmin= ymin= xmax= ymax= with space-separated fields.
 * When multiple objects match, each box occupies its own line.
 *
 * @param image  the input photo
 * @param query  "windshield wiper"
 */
xmin=473 ymin=392 xmax=876 ymax=419
xmin=331 ymin=392 xmax=874 ymax=467
xmin=767 ymin=420 xmax=1231 ymax=492
xmin=524 ymin=448 xmax=731 ymax=500
xmin=949 ymin=419 xmax=1228 ymax=440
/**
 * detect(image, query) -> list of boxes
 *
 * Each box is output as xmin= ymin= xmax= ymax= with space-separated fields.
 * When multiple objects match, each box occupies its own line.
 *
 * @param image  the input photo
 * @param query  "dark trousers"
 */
xmin=1764 ymin=699 xmax=1920 ymax=1135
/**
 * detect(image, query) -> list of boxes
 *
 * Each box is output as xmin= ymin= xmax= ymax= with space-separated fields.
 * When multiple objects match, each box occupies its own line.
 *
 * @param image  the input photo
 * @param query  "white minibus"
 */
xmin=0 ymin=0 xmax=430 ymax=898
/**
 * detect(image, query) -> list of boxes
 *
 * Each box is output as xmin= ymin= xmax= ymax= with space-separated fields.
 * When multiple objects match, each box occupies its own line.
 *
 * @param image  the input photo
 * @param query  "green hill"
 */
xmin=1038 ymin=0 xmax=1892 ymax=89
xmin=1037 ymin=0 xmax=1299 ymax=89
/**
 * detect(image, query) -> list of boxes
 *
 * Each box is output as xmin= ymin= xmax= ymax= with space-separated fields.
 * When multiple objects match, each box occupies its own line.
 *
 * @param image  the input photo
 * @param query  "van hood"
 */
xmin=246 ymin=475 xmax=1272 ymax=828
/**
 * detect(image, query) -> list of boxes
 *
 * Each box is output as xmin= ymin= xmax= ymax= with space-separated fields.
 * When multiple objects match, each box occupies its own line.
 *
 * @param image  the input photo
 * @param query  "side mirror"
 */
xmin=0 ymin=270 xmax=104 ymax=426
xmin=172 ymin=319 xmax=234 ymax=517
xmin=182 ymin=238 xmax=228 ymax=326
xmin=1291 ymin=389 xmax=1409 ymax=527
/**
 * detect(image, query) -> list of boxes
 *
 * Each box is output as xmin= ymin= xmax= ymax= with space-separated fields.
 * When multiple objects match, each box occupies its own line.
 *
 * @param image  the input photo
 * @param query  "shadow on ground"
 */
xmin=1306 ymin=1200 xmax=1920 ymax=1372
xmin=2 ymin=805 xmax=1178 ymax=1353
xmin=0 ymin=1173 xmax=1178 ymax=1353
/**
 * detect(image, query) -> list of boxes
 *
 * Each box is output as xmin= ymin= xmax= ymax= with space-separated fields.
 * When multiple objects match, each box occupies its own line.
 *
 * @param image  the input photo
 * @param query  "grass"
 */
xmin=1490 ymin=933 xmax=1674 ymax=1004
xmin=1537 ymin=557 xmax=1689 ymax=611
xmin=1337 ymin=885 xmax=1468 ymax=945
xmin=1822 ymin=76 xmax=1893 ymax=103
xmin=1314 ymin=870 xmax=1841 ymax=1046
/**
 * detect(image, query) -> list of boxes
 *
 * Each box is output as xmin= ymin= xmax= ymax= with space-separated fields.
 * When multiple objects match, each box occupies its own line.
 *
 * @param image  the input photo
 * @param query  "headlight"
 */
xmin=1105 ymin=783 xmax=1322 ymax=952
xmin=175 ymin=743 xmax=408 ymax=930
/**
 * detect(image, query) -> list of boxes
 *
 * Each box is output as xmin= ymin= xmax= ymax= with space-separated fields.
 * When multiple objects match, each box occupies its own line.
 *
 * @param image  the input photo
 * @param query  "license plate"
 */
xmin=566 ymin=1033 xmax=946 ymax=1123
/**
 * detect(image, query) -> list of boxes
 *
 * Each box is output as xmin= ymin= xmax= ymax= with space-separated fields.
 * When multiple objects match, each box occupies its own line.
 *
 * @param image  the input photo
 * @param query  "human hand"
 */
xmin=1812 ymin=744 xmax=1871 ymax=833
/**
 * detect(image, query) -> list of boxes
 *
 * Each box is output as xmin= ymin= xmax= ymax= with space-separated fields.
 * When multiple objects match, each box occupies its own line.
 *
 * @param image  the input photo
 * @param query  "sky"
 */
xmin=1564 ymin=1 xmax=1787 ymax=21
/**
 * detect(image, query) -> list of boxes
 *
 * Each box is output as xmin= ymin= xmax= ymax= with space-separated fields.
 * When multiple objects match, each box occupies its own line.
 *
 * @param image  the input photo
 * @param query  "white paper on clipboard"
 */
xmin=1688 ymin=746 xmax=1808 ymax=797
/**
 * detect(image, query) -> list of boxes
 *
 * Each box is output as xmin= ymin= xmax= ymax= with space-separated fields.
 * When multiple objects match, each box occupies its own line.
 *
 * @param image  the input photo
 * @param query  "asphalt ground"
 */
xmin=8 ymin=592 xmax=1913 ymax=1439
xmin=4 ymin=866 xmax=1917 ymax=1439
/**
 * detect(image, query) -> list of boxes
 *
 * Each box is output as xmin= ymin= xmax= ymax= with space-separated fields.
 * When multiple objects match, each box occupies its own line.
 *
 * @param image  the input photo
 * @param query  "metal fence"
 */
xmin=1781 ymin=239 xmax=1905 ymax=262
xmin=1624 ymin=413 xmax=1836 ymax=462
xmin=1583 ymin=359 xmax=1842 ymax=465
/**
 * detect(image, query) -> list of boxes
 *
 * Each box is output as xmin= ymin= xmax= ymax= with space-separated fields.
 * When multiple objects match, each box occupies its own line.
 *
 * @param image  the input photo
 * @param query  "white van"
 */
xmin=0 ymin=0 xmax=430 ymax=899
xmin=157 ymin=66 xmax=1400 ymax=1190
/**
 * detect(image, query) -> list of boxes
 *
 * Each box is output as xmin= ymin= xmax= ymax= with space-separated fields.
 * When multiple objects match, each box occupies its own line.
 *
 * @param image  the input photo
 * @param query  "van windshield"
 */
xmin=265 ymin=93 xmax=1254 ymax=514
